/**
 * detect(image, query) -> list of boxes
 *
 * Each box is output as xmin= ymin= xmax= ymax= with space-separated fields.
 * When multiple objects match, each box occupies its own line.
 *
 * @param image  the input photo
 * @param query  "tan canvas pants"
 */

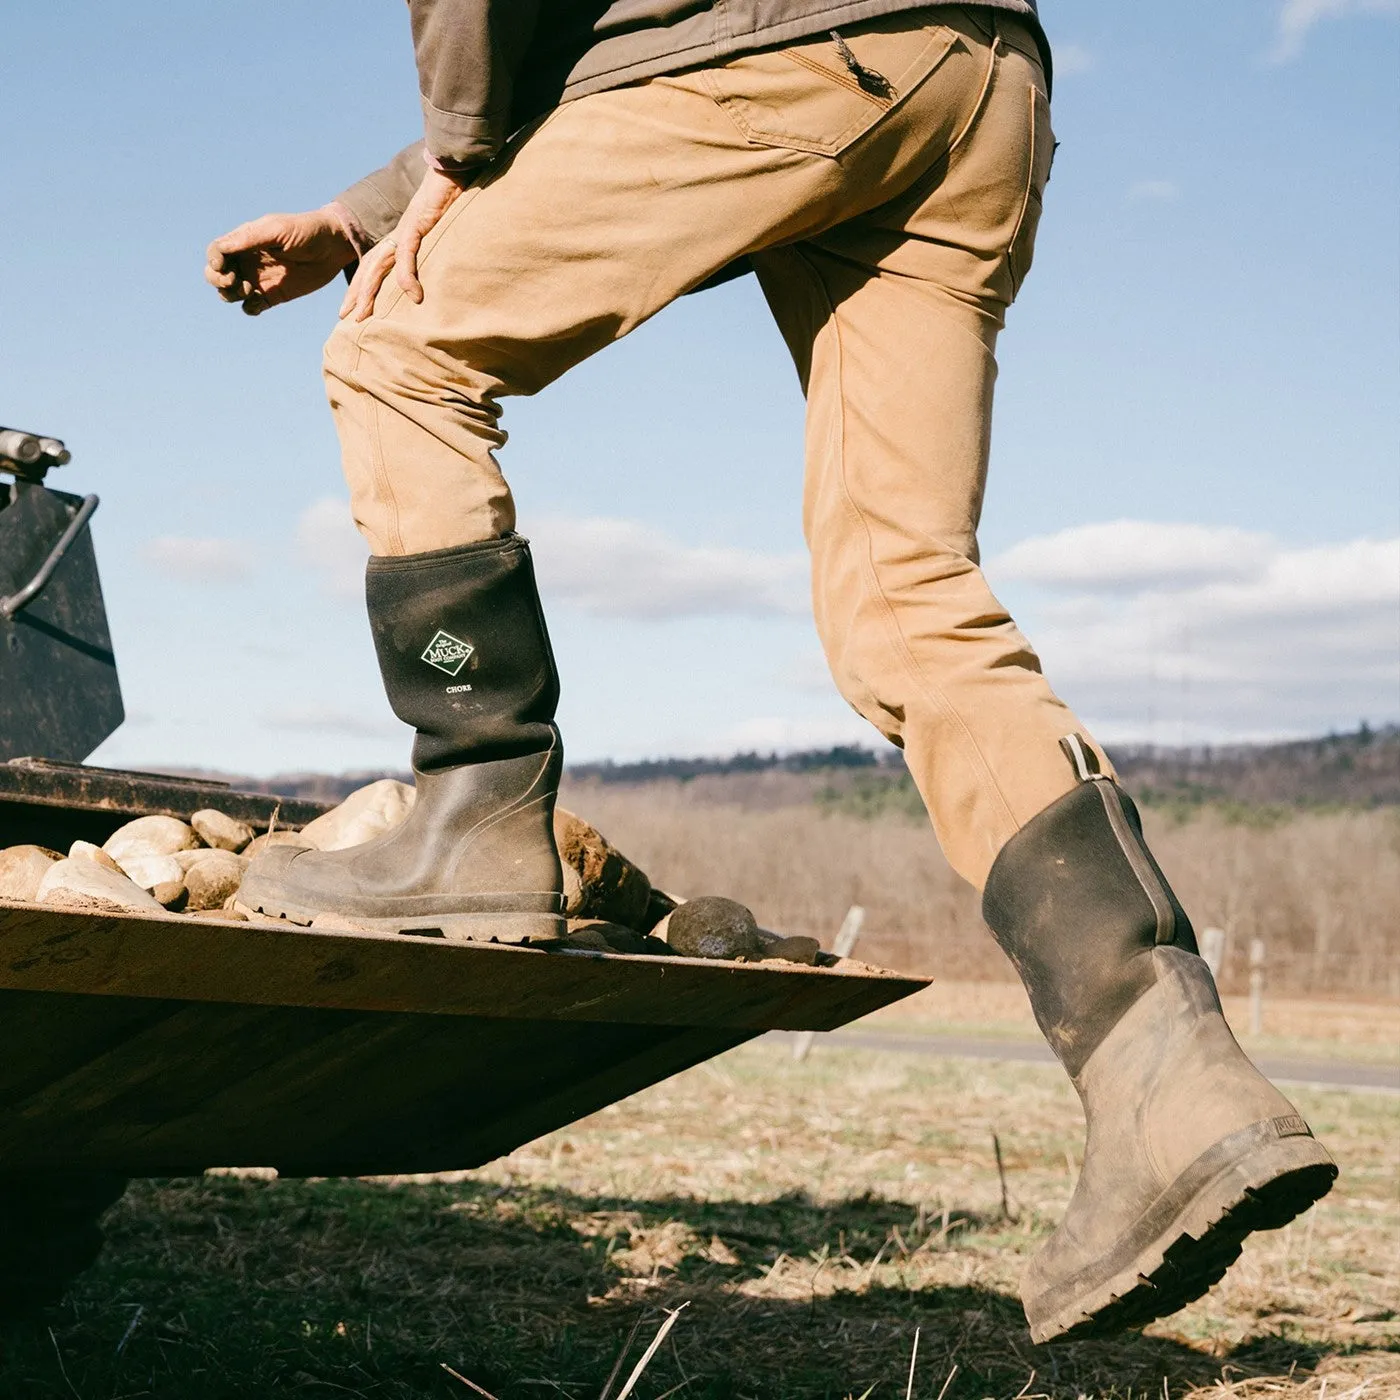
xmin=323 ymin=5 xmax=1113 ymax=888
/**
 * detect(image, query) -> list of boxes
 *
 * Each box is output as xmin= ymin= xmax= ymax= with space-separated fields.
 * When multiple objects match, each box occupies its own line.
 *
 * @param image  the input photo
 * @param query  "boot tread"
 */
xmin=1028 ymin=1144 xmax=1336 ymax=1343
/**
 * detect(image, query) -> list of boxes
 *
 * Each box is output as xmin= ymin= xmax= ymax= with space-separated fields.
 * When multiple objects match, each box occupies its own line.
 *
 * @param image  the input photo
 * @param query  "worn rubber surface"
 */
xmin=234 ymin=893 xmax=563 ymax=944
xmin=1027 ymin=1131 xmax=1337 ymax=1343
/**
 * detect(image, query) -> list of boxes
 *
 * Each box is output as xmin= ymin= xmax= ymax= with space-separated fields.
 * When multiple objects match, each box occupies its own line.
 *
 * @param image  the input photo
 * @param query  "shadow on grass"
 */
xmin=0 ymin=1177 xmax=1384 ymax=1399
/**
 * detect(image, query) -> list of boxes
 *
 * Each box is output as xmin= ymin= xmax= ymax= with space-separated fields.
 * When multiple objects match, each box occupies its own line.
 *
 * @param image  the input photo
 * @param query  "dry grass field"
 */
xmin=560 ymin=778 xmax=1400 ymax=999
xmin=0 ymin=1038 xmax=1393 ymax=1399
xmin=857 ymin=981 xmax=1400 ymax=1065
xmin=2 ymin=767 xmax=1391 ymax=1396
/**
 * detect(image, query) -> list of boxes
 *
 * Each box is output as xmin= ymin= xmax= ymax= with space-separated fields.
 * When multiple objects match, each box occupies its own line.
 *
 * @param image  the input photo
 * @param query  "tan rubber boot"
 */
xmin=983 ymin=736 xmax=1337 ymax=1342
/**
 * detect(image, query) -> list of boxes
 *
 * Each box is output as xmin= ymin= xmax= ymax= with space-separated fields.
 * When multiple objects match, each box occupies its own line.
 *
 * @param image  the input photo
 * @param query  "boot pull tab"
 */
xmin=1059 ymin=733 xmax=1105 ymax=783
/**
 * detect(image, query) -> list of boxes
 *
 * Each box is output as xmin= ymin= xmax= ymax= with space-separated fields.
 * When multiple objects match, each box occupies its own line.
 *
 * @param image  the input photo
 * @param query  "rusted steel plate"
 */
xmin=0 ymin=758 xmax=330 ymax=850
xmin=0 ymin=902 xmax=927 ymax=1176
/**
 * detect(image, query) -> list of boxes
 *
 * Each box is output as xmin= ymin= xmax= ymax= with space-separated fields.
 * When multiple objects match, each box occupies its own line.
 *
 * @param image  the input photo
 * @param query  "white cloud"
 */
xmin=297 ymin=497 xmax=369 ymax=599
xmin=1053 ymin=42 xmax=1095 ymax=76
xmin=993 ymin=520 xmax=1274 ymax=591
xmin=717 ymin=713 xmax=876 ymax=753
xmin=1267 ymin=0 xmax=1400 ymax=63
xmin=780 ymin=650 xmax=839 ymax=694
xmin=991 ymin=522 xmax=1400 ymax=741
xmin=142 ymin=535 xmax=251 ymax=583
xmin=291 ymin=503 xmax=809 ymax=620
xmin=530 ymin=516 xmax=808 ymax=620
xmin=261 ymin=706 xmax=401 ymax=739
xmin=1128 ymin=179 xmax=1180 ymax=202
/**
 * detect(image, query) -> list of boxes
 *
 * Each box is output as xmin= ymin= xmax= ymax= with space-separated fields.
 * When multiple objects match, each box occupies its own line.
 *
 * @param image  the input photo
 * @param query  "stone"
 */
xmin=153 ymin=880 xmax=189 ymax=911
xmin=639 ymin=886 xmax=679 ymax=934
xmin=36 ymin=859 xmax=163 ymax=915
xmin=69 ymin=840 xmax=123 ymax=873
xmin=184 ymin=852 xmax=249 ymax=912
xmin=190 ymin=809 xmax=255 ymax=852
xmin=0 ymin=845 xmax=63 ymax=902
xmin=103 ymin=815 xmax=198 ymax=867
xmin=173 ymin=846 xmax=225 ymax=875
xmin=296 ymin=780 xmax=416 ymax=852
xmin=665 ymin=896 xmax=766 ymax=961
xmin=242 ymin=830 xmax=312 ymax=859
xmin=561 ymin=861 xmax=584 ymax=913
xmin=564 ymin=919 xmax=653 ymax=955
xmin=118 ymin=853 xmax=186 ymax=891
xmin=188 ymin=906 xmax=247 ymax=921
xmin=758 ymin=935 xmax=823 ymax=966
xmin=555 ymin=925 xmax=613 ymax=952
xmin=553 ymin=808 xmax=652 ymax=929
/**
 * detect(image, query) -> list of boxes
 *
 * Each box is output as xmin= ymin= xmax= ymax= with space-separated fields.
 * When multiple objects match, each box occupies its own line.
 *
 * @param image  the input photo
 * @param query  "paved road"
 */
xmin=771 ymin=1029 xmax=1400 ymax=1095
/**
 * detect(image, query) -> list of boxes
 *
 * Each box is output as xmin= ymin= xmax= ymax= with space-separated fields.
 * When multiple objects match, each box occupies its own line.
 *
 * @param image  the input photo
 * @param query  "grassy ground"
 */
xmin=856 ymin=983 xmax=1400 ymax=1066
xmin=0 ymin=1041 xmax=1395 ymax=1400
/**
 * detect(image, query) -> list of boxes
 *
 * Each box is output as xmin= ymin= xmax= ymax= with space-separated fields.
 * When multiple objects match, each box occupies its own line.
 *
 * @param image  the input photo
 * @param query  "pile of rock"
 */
xmin=1 ymin=808 xmax=264 ymax=918
xmin=0 ymin=779 xmax=823 ymax=965
xmin=551 ymin=812 xmax=822 ymax=964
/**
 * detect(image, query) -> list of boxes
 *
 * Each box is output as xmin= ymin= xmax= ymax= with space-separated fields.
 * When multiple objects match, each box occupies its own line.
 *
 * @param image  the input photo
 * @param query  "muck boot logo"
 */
xmin=421 ymin=630 xmax=475 ymax=677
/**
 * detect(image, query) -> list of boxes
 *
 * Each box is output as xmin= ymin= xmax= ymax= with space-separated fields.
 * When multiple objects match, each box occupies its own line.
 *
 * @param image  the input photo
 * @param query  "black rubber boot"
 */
xmin=241 ymin=535 xmax=564 ymax=942
xmin=984 ymin=736 xmax=1336 ymax=1343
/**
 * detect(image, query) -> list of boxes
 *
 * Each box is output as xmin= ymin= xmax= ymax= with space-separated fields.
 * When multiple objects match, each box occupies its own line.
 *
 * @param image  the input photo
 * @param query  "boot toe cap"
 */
xmin=239 ymin=844 xmax=345 ymax=917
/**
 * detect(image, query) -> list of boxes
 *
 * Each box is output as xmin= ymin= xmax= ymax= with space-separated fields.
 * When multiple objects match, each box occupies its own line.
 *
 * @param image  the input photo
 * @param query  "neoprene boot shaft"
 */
xmin=367 ymin=536 xmax=559 ymax=771
xmin=240 ymin=535 xmax=564 ymax=941
xmin=983 ymin=736 xmax=1335 ymax=1342
xmin=983 ymin=742 xmax=1196 ymax=1077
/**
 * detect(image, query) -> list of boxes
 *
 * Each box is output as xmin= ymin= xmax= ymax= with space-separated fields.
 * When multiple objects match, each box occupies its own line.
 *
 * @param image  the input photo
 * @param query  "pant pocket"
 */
xmin=1006 ymin=83 xmax=1054 ymax=299
xmin=698 ymin=14 xmax=958 ymax=157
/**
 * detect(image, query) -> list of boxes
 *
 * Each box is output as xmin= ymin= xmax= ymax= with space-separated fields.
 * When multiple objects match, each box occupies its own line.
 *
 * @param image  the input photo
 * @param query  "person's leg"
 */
xmin=247 ymin=9 xmax=1022 ymax=935
xmin=324 ymin=9 xmax=1009 ymax=556
xmin=757 ymin=14 xmax=1334 ymax=1341
xmin=754 ymin=13 xmax=1094 ymax=892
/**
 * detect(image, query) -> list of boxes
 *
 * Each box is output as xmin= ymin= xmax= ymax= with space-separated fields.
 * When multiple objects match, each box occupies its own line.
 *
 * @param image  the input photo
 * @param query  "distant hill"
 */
xmin=568 ymin=744 xmax=888 ymax=784
xmin=1110 ymin=724 xmax=1400 ymax=809
xmin=570 ymin=727 xmax=1400 ymax=811
xmin=189 ymin=725 xmax=1398 ymax=811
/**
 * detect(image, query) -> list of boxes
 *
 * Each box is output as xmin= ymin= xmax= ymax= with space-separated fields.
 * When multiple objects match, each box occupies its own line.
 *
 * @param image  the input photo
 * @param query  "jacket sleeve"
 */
xmin=408 ymin=0 xmax=542 ymax=169
xmin=330 ymin=141 xmax=428 ymax=249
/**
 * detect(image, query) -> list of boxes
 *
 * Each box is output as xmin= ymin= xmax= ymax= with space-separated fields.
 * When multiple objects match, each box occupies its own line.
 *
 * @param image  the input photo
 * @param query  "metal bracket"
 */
xmin=0 ymin=493 xmax=100 ymax=620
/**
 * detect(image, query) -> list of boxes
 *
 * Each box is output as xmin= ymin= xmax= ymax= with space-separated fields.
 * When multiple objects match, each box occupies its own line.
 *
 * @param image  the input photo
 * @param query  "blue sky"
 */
xmin=3 ymin=0 xmax=1397 ymax=775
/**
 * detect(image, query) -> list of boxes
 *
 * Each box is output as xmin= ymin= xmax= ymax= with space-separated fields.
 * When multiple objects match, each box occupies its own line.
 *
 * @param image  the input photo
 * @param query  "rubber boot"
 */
xmin=240 ymin=535 xmax=564 ymax=942
xmin=983 ymin=735 xmax=1336 ymax=1343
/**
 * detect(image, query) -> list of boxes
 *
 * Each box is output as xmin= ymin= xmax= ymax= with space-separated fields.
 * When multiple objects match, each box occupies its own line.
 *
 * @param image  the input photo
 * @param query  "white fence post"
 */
xmin=1200 ymin=927 xmax=1226 ymax=985
xmin=792 ymin=905 xmax=866 ymax=1064
xmin=1249 ymin=938 xmax=1266 ymax=1037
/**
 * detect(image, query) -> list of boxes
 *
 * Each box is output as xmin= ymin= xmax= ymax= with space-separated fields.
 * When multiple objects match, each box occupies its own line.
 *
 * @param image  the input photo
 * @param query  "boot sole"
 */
xmin=235 ymin=893 xmax=564 ymax=945
xmin=1025 ymin=1121 xmax=1337 ymax=1344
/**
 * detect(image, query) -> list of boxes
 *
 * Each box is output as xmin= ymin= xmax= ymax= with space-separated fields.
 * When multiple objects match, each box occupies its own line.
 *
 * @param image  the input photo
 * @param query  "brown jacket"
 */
xmin=338 ymin=0 xmax=1045 ymax=244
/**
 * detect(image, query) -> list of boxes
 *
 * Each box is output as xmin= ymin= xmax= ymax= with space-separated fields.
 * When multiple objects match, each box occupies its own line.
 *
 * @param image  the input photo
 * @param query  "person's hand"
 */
xmin=206 ymin=208 xmax=357 ymax=316
xmin=339 ymin=169 xmax=465 ymax=321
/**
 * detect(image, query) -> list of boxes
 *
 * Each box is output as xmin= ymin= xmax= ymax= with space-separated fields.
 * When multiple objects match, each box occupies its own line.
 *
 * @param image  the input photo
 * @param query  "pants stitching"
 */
xmin=792 ymin=243 xmax=1020 ymax=850
xmin=337 ymin=322 xmax=405 ymax=555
